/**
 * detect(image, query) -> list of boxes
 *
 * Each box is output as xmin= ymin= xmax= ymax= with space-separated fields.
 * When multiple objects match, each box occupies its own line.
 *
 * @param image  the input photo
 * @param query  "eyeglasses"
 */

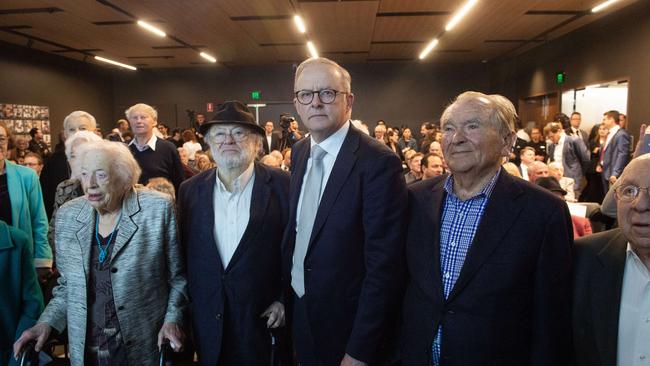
xmin=210 ymin=128 xmax=249 ymax=143
xmin=615 ymin=184 xmax=650 ymax=202
xmin=294 ymin=89 xmax=348 ymax=105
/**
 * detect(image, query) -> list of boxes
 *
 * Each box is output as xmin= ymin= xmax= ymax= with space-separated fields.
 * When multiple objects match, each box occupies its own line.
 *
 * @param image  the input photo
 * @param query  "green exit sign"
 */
xmin=556 ymin=71 xmax=565 ymax=85
xmin=251 ymin=91 xmax=261 ymax=100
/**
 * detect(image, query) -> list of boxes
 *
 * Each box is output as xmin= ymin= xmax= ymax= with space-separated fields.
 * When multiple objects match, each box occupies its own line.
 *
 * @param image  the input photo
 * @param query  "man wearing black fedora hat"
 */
xmin=177 ymin=101 xmax=290 ymax=365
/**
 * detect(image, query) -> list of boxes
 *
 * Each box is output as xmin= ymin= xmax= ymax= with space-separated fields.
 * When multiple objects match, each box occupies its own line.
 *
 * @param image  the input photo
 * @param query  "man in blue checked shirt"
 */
xmin=401 ymin=91 xmax=573 ymax=365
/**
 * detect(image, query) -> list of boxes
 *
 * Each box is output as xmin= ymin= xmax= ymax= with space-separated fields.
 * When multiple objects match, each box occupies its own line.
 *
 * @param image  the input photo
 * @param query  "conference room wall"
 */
xmin=110 ymin=61 xmax=491 ymax=133
xmin=490 ymin=0 xmax=650 ymax=139
xmin=0 ymin=41 xmax=114 ymax=144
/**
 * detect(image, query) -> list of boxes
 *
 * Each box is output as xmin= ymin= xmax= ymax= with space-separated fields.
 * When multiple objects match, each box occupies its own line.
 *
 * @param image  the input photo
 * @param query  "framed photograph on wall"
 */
xmin=14 ymin=120 xmax=24 ymax=133
xmin=0 ymin=102 xmax=50 ymax=147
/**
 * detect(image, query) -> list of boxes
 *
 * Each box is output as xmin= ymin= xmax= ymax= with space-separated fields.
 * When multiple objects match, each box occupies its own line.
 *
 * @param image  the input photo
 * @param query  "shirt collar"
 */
xmin=626 ymin=242 xmax=650 ymax=279
xmin=310 ymin=120 xmax=350 ymax=159
xmin=557 ymin=132 xmax=566 ymax=146
xmin=609 ymin=125 xmax=621 ymax=136
xmin=215 ymin=161 xmax=255 ymax=194
xmin=444 ymin=168 xmax=501 ymax=201
xmin=129 ymin=133 xmax=158 ymax=151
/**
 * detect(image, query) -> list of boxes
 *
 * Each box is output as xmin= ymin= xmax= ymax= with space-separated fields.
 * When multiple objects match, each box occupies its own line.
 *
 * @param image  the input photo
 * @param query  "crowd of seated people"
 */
xmin=2 ymin=58 xmax=650 ymax=366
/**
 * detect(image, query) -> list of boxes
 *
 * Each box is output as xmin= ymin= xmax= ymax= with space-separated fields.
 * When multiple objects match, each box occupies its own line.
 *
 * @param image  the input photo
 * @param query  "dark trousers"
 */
xmin=292 ymin=293 xmax=318 ymax=366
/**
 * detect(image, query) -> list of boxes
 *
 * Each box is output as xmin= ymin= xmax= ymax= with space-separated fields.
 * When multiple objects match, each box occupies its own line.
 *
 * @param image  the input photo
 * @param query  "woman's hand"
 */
xmin=261 ymin=301 xmax=285 ymax=328
xmin=157 ymin=322 xmax=185 ymax=352
xmin=13 ymin=322 xmax=52 ymax=359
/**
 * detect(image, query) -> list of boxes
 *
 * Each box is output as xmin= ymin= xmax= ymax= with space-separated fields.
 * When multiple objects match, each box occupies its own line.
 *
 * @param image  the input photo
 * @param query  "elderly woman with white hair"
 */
xmin=41 ymin=111 xmax=97 ymax=219
xmin=15 ymin=140 xmax=188 ymax=366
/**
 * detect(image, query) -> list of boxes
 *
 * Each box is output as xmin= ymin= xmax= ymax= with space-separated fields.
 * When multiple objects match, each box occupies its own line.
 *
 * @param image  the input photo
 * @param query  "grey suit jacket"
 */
xmin=39 ymin=188 xmax=187 ymax=366
xmin=548 ymin=135 xmax=589 ymax=189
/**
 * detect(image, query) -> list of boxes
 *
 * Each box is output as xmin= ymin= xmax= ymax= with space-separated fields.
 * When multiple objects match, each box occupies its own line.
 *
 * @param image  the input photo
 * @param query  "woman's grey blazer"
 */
xmin=39 ymin=188 xmax=188 ymax=366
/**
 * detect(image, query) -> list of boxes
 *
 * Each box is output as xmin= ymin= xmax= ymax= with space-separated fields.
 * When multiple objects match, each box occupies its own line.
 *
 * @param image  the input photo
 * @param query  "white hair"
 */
xmin=125 ymin=103 xmax=158 ymax=121
xmin=548 ymin=161 xmax=564 ymax=173
xmin=63 ymin=111 xmax=97 ymax=137
xmin=64 ymin=130 xmax=102 ymax=160
xmin=294 ymin=57 xmax=352 ymax=93
xmin=441 ymin=91 xmax=517 ymax=136
xmin=76 ymin=140 xmax=141 ymax=195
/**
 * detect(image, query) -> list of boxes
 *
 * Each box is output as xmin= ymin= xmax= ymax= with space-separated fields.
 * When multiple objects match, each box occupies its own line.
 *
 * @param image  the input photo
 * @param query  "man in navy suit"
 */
xmin=284 ymin=57 xmax=407 ymax=366
xmin=545 ymin=121 xmax=590 ymax=198
xmin=599 ymin=110 xmax=631 ymax=194
xmin=401 ymin=92 xmax=573 ymax=365
xmin=178 ymin=101 xmax=289 ymax=365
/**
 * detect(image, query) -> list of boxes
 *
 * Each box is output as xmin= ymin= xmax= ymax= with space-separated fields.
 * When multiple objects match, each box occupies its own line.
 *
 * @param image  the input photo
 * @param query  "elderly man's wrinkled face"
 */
xmin=617 ymin=158 xmax=650 ymax=250
xmin=294 ymin=63 xmax=353 ymax=143
xmin=207 ymin=124 xmax=258 ymax=170
xmin=80 ymin=150 xmax=119 ymax=212
xmin=66 ymin=116 xmax=94 ymax=138
xmin=177 ymin=148 xmax=189 ymax=165
xmin=441 ymin=98 xmax=512 ymax=176
xmin=128 ymin=108 xmax=156 ymax=137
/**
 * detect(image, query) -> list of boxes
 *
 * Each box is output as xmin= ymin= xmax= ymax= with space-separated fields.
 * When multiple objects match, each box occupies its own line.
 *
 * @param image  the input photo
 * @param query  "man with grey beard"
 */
xmin=177 ymin=101 xmax=290 ymax=365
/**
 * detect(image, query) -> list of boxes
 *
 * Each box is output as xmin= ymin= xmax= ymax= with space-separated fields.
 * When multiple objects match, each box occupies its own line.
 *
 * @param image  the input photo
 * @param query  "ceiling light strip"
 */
xmin=137 ymin=20 xmax=166 ymax=37
xmin=307 ymin=41 xmax=318 ymax=58
xmin=199 ymin=52 xmax=217 ymax=63
xmin=445 ymin=0 xmax=479 ymax=31
xmin=591 ymin=0 xmax=621 ymax=13
xmin=294 ymin=15 xmax=307 ymax=33
xmin=418 ymin=39 xmax=439 ymax=60
xmin=94 ymin=56 xmax=137 ymax=70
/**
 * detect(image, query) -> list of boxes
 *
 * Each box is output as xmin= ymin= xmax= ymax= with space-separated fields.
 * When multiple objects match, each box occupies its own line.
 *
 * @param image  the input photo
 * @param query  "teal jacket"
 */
xmin=5 ymin=159 xmax=52 ymax=267
xmin=0 ymin=220 xmax=44 ymax=366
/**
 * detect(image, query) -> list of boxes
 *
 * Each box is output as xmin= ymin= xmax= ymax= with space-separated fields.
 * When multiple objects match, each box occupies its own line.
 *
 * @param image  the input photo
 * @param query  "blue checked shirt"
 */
xmin=431 ymin=169 xmax=501 ymax=365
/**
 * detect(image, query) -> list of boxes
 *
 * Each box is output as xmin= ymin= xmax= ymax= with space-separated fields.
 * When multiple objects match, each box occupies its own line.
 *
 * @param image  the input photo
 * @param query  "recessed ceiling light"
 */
xmin=307 ymin=41 xmax=318 ymax=59
xmin=419 ymin=39 xmax=439 ymax=60
xmin=199 ymin=52 xmax=217 ymax=63
xmin=94 ymin=56 xmax=137 ymax=70
xmin=137 ymin=20 xmax=166 ymax=37
xmin=445 ymin=0 xmax=479 ymax=32
xmin=294 ymin=15 xmax=307 ymax=33
xmin=592 ymin=0 xmax=622 ymax=13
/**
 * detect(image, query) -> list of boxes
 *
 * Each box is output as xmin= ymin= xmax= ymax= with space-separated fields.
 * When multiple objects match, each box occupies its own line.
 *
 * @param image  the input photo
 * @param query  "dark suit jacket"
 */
xmin=548 ymin=135 xmax=590 ymax=189
xmin=262 ymin=132 xmax=281 ymax=155
xmin=602 ymin=128 xmax=631 ymax=180
xmin=178 ymin=163 xmax=290 ymax=366
xmin=282 ymin=125 xmax=407 ymax=364
xmin=401 ymin=172 xmax=573 ymax=365
xmin=573 ymin=229 xmax=627 ymax=366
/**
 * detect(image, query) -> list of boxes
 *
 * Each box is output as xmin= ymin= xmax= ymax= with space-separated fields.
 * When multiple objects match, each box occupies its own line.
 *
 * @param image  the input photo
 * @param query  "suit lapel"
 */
xmin=197 ymin=170 xmax=225 ymax=274
xmin=548 ymin=143 xmax=555 ymax=162
xmin=110 ymin=191 xmax=139 ymax=262
xmin=225 ymin=163 xmax=271 ymax=272
xmin=74 ymin=200 xmax=95 ymax=280
xmin=421 ymin=179 xmax=446 ymax=301
xmin=592 ymin=231 xmax=627 ymax=366
xmin=307 ymin=128 xmax=359 ymax=251
xmin=447 ymin=172 xmax=524 ymax=302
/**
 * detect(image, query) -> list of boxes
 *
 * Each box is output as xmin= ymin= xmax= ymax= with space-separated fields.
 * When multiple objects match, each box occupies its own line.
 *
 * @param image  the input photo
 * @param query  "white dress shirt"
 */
xmin=213 ymin=162 xmax=255 ymax=268
xmin=129 ymin=133 xmax=158 ymax=152
xmin=296 ymin=120 xmax=350 ymax=229
xmin=604 ymin=125 xmax=621 ymax=151
xmin=617 ymin=243 xmax=650 ymax=366
xmin=521 ymin=164 xmax=529 ymax=181
xmin=553 ymin=133 xmax=565 ymax=163
xmin=266 ymin=134 xmax=273 ymax=151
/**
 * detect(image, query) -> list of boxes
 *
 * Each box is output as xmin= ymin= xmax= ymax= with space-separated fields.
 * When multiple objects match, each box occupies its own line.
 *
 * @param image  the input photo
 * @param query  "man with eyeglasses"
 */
xmin=573 ymin=154 xmax=650 ymax=366
xmin=178 ymin=101 xmax=290 ymax=365
xmin=284 ymin=57 xmax=407 ymax=366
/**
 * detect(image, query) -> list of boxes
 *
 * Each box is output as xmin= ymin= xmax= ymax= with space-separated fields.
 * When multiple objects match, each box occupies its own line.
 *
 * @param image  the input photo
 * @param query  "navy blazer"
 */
xmin=547 ymin=135 xmax=590 ymax=189
xmin=178 ymin=163 xmax=290 ymax=366
xmin=262 ymin=132 xmax=281 ymax=155
xmin=573 ymin=229 xmax=627 ymax=366
xmin=401 ymin=172 xmax=573 ymax=365
xmin=602 ymin=128 xmax=631 ymax=180
xmin=282 ymin=125 xmax=407 ymax=364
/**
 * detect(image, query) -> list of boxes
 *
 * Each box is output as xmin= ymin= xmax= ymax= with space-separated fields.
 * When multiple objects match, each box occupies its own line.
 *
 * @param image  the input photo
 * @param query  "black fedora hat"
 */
xmin=199 ymin=100 xmax=265 ymax=136
xmin=535 ymin=176 xmax=567 ymax=196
